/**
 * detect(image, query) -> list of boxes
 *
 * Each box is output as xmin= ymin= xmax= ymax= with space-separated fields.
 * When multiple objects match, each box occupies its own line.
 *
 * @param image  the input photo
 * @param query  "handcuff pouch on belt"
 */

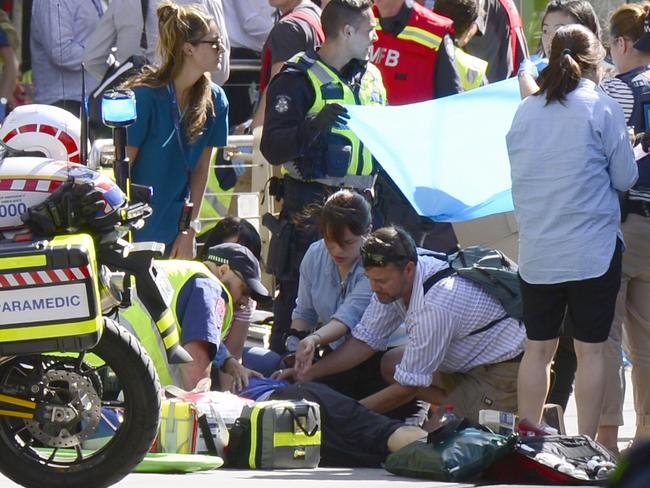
xmin=263 ymin=212 xmax=295 ymax=281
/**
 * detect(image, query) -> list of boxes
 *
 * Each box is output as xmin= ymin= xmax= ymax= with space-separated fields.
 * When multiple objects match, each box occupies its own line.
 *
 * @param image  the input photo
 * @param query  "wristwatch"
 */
xmin=189 ymin=218 xmax=202 ymax=233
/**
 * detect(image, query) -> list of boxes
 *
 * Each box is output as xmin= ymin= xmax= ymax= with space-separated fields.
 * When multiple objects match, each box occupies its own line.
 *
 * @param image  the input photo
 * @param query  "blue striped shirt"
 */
xmin=507 ymin=79 xmax=638 ymax=284
xmin=352 ymin=256 xmax=526 ymax=387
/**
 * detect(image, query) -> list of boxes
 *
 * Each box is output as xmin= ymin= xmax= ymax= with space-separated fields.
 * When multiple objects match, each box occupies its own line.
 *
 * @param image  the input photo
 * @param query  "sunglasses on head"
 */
xmin=360 ymin=248 xmax=409 ymax=267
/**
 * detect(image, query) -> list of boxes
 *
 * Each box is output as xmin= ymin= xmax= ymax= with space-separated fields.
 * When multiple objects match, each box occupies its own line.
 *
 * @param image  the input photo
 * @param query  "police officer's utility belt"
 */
xmin=285 ymin=174 xmax=376 ymax=192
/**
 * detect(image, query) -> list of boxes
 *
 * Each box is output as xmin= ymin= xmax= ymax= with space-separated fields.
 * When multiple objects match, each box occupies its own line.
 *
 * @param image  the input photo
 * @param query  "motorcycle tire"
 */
xmin=0 ymin=318 xmax=161 ymax=488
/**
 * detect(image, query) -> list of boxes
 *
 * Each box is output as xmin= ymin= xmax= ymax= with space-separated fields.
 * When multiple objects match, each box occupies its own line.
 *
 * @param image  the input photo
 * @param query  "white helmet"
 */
xmin=0 ymin=104 xmax=87 ymax=163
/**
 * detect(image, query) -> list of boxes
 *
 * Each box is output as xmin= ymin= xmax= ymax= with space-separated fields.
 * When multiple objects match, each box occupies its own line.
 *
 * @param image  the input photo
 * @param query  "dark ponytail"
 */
xmin=536 ymin=24 xmax=604 ymax=105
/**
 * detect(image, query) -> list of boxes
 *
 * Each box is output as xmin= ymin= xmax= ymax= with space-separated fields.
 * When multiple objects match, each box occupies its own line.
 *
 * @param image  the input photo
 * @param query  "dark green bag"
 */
xmin=385 ymin=418 xmax=516 ymax=482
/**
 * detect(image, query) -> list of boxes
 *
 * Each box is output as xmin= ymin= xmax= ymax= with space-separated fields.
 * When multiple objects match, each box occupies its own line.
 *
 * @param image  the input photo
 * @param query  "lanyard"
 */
xmin=91 ymin=0 xmax=103 ymax=17
xmin=168 ymin=83 xmax=192 ymax=198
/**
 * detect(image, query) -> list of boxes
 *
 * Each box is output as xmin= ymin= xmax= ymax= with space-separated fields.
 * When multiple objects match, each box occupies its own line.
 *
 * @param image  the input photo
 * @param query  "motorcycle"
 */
xmin=0 ymin=103 xmax=190 ymax=487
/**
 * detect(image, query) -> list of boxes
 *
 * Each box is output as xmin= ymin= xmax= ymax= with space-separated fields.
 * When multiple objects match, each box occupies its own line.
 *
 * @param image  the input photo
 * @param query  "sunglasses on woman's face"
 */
xmin=195 ymin=38 xmax=222 ymax=53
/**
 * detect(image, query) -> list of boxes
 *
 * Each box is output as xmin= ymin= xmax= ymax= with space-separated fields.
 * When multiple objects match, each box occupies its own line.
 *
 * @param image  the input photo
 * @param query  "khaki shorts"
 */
xmin=438 ymin=360 xmax=520 ymax=422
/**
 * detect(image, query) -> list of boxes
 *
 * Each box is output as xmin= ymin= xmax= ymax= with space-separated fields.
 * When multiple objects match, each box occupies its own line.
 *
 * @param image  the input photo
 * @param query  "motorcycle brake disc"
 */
xmin=25 ymin=369 xmax=102 ymax=448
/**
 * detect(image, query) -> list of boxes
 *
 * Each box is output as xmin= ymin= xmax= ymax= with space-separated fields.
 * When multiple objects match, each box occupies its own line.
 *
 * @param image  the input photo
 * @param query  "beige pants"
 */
xmin=602 ymin=214 xmax=650 ymax=429
xmin=439 ymin=361 xmax=519 ymax=423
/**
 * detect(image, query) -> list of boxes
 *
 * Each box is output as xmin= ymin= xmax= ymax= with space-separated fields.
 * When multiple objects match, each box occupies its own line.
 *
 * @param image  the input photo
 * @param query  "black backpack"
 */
xmin=422 ymin=246 xmax=523 ymax=334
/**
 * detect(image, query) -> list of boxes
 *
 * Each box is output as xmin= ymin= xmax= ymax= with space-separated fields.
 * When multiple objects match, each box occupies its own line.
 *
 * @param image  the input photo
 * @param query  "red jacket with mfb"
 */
xmin=371 ymin=3 xmax=454 ymax=105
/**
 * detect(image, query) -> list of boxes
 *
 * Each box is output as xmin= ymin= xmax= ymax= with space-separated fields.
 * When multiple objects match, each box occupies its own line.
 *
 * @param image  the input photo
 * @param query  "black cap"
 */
xmin=205 ymin=243 xmax=270 ymax=301
xmin=634 ymin=11 xmax=650 ymax=52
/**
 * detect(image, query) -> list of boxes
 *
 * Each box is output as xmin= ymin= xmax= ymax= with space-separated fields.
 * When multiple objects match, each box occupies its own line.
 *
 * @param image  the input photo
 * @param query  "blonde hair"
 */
xmin=125 ymin=1 xmax=216 ymax=143
xmin=610 ymin=2 xmax=650 ymax=42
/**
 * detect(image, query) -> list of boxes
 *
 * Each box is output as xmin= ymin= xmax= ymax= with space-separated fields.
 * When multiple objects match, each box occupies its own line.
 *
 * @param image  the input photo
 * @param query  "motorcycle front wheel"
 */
xmin=0 ymin=318 xmax=161 ymax=488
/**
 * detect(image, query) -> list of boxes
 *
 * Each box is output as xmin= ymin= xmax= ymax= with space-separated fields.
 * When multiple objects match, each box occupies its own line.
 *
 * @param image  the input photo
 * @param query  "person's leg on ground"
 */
xmin=387 ymin=426 xmax=427 ymax=452
xmin=242 ymin=346 xmax=282 ymax=377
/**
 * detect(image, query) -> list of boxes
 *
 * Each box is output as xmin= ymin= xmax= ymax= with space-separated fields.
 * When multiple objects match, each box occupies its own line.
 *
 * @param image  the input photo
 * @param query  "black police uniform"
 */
xmin=261 ymin=53 xmax=381 ymax=353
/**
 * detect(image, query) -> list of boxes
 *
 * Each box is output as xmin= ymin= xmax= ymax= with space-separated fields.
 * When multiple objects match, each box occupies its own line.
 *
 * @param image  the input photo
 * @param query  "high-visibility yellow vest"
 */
xmin=282 ymin=52 xmax=386 ymax=182
xmin=119 ymin=260 xmax=233 ymax=387
xmin=199 ymin=148 xmax=234 ymax=235
xmin=454 ymin=47 xmax=488 ymax=91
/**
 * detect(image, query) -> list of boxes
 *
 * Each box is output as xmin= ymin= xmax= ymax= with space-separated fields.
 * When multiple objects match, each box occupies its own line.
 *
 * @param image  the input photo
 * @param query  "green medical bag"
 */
xmin=227 ymin=400 xmax=321 ymax=469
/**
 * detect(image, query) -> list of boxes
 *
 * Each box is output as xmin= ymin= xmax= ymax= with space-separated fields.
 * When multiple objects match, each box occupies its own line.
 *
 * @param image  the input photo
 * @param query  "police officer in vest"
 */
xmin=119 ymin=243 xmax=270 ymax=391
xmin=371 ymin=0 xmax=461 ymax=256
xmin=433 ymin=0 xmax=488 ymax=91
xmin=261 ymin=0 xmax=386 ymax=354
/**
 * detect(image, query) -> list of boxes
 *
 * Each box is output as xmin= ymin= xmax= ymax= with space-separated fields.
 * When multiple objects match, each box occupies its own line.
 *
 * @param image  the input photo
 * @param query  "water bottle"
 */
xmin=439 ymin=405 xmax=459 ymax=425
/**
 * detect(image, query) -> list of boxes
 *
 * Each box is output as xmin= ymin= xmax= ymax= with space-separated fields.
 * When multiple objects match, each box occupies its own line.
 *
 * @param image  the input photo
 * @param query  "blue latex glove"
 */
xmin=531 ymin=54 xmax=549 ymax=73
xmin=518 ymin=58 xmax=539 ymax=79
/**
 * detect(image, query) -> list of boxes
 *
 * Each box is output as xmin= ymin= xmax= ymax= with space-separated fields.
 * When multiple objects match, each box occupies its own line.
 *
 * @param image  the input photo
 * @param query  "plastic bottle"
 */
xmin=439 ymin=405 xmax=460 ymax=425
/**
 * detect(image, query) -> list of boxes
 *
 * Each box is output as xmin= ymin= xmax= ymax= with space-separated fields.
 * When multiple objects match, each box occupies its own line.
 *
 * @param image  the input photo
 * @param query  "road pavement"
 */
xmin=0 ymin=371 xmax=634 ymax=487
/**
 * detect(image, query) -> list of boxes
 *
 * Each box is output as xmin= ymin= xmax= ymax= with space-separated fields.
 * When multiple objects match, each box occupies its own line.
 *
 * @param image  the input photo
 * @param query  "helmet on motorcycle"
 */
xmin=0 ymin=104 xmax=86 ymax=163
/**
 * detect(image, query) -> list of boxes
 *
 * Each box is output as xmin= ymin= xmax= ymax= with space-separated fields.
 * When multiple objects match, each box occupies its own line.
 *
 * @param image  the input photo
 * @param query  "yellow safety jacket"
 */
xmin=119 ymin=260 xmax=233 ymax=387
xmin=199 ymin=148 xmax=234 ymax=236
xmin=454 ymin=47 xmax=488 ymax=91
xmin=282 ymin=52 xmax=386 ymax=184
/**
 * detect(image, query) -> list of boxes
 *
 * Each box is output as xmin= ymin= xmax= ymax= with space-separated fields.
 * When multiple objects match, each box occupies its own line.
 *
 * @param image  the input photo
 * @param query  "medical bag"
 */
xmin=227 ymin=399 xmax=321 ymax=469
xmin=0 ymin=234 xmax=102 ymax=355
xmin=154 ymin=396 xmax=230 ymax=457
xmin=483 ymin=435 xmax=617 ymax=484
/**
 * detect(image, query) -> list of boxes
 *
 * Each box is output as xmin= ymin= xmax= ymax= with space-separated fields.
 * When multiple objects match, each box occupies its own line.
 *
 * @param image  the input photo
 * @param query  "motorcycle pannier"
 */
xmin=0 ymin=234 xmax=102 ymax=354
xmin=227 ymin=400 xmax=321 ymax=469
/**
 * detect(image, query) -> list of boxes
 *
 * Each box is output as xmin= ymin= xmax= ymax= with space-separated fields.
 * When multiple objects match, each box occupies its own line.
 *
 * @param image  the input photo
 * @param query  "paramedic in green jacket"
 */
xmin=119 ymin=243 xmax=270 ymax=391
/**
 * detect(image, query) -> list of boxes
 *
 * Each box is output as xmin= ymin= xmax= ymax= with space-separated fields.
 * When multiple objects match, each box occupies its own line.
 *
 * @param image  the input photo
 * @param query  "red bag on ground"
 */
xmin=483 ymin=435 xmax=616 ymax=485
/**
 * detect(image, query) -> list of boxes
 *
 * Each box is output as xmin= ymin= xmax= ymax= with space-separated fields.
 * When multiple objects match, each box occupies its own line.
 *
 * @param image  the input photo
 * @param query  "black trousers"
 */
xmin=268 ymin=178 xmax=332 ymax=353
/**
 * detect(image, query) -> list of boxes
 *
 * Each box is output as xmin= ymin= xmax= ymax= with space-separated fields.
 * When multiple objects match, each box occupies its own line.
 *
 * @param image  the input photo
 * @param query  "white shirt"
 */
xmin=83 ymin=0 xmax=230 ymax=85
xmin=222 ymin=0 xmax=275 ymax=53
xmin=352 ymin=255 xmax=526 ymax=387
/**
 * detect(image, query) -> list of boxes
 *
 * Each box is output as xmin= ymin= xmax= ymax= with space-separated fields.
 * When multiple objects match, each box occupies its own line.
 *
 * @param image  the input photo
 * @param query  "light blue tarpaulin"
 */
xmin=345 ymin=77 xmax=522 ymax=222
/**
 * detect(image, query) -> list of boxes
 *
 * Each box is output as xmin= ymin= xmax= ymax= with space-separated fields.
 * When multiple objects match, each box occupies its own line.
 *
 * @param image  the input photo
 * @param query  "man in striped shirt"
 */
xmin=290 ymin=226 xmax=526 ymax=422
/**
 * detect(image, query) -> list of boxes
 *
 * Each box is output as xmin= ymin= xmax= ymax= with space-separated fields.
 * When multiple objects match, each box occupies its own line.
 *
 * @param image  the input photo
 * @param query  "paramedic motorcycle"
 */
xmin=0 ymin=104 xmax=189 ymax=487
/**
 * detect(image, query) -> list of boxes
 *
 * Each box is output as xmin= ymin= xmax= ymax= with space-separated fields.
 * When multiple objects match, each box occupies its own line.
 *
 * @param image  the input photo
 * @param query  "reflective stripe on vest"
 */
xmin=286 ymin=52 xmax=385 ymax=178
xmin=371 ymin=3 xmax=453 ymax=104
xmin=397 ymin=25 xmax=442 ymax=50
xmin=118 ymin=261 xmax=234 ymax=387
xmin=199 ymin=148 xmax=234 ymax=235
xmin=454 ymin=47 xmax=487 ymax=91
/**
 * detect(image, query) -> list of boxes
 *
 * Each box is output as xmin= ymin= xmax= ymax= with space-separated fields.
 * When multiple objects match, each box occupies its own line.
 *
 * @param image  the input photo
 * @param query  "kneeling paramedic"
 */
xmin=260 ymin=0 xmax=386 ymax=354
xmin=279 ymin=226 xmax=526 ymax=422
xmin=119 ymin=243 xmax=271 ymax=391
